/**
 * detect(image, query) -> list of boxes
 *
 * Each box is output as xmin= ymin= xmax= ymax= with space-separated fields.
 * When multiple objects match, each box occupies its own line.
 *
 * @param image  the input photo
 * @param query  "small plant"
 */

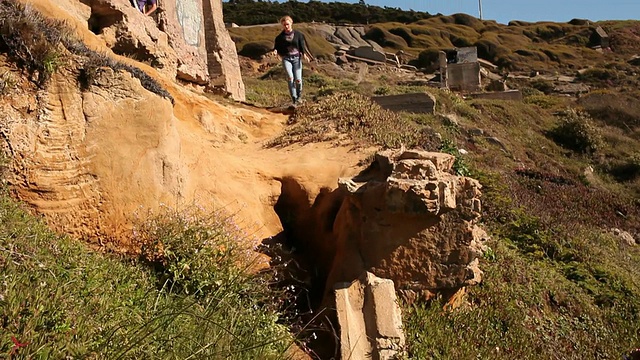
xmin=42 ymin=50 xmax=62 ymax=77
xmin=439 ymin=138 xmax=472 ymax=177
xmin=373 ymin=85 xmax=390 ymax=95
xmin=306 ymin=73 xmax=329 ymax=87
xmin=548 ymin=108 xmax=602 ymax=154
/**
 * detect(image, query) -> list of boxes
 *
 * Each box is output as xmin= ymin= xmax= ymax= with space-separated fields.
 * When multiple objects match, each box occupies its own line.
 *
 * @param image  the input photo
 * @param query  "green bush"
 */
xmin=549 ymin=109 xmax=603 ymax=154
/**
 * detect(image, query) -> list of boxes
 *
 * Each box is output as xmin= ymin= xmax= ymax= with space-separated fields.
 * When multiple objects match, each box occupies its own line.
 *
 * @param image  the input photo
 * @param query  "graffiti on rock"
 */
xmin=176 ymin=0 xmax=202 ymax=46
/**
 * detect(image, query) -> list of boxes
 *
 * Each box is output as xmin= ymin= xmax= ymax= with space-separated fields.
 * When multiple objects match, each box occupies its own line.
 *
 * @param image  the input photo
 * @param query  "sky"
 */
xmin=309 ymin=0 xmax=640 ymax=24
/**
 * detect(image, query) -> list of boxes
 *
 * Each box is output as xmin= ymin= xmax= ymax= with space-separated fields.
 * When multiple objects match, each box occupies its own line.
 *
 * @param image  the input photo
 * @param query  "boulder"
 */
xmin=612 ymin=228 xmax=636 ymax=246
xmin=326 ymin=149 xmax=488 ymax=302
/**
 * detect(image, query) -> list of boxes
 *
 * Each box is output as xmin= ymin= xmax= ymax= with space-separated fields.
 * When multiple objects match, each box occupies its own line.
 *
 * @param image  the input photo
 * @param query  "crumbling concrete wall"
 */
xmin=349 ymin=46 xmax=386 ymax=63
xmin=335 ymin=272 xmax=405 ymax=360
xmin=447 ymin=62 xmax=481 ymax=92
xmin=439 ymin=48 xmax=482 ymax=92
xmin=371 ymin=92 xmax=436 ymax=114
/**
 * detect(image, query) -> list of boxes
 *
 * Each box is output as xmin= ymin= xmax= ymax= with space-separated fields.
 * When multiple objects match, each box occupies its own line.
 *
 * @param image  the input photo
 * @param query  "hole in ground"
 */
xmin=259 ymin=176 xmax=347 ymax=359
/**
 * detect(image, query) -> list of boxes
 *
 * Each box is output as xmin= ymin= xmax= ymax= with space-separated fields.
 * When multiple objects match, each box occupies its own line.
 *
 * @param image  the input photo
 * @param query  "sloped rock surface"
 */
xmin=313 ymin=24 xmax=384 ymax=52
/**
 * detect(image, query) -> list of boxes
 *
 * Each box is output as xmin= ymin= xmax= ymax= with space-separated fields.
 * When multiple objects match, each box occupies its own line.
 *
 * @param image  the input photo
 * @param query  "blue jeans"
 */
xmin=282 ymin=56 xmax=302 ymax=103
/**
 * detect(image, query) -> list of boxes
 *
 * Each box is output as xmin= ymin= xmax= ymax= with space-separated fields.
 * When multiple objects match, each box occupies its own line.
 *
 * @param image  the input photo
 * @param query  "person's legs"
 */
xmin=292 ymin=57 xmax=302 ymax=103
xmin=282 ymin=57 xmax=297 ymax=103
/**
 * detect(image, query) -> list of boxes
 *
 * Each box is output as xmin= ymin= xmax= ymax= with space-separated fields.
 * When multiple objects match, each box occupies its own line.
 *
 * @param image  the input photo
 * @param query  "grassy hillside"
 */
xmin=229 ymin=15 xmax=640 ymax=88
xmin=0 ymin=187 xmax=295 ymax=358
xmin=243 ymin=41 xmax=640 ymax=357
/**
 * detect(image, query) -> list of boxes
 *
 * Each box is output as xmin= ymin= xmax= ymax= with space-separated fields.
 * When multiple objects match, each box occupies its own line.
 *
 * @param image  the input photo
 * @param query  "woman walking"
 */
xmin=273 ymin=16 xmax=312 ymax=106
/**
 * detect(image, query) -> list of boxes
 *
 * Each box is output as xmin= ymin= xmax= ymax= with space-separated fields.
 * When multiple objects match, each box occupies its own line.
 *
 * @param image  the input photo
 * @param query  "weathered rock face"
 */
xmin=275 ymin=149 xmax=488 ymax=307
xmin=326 ymin=149 xmax=487 ymax=301
xmin=83 ymin=0 xmax=245 ymax=100
xmin=0 ymin=63 xmax=183 ymax=243
xmin=84 ymin=0 xmax=179 ymax=78
xmin=315 ymin=24 xmax=383 ymax=53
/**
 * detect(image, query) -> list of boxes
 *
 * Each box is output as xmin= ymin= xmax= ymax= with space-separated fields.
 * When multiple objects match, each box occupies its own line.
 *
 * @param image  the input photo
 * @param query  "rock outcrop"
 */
xmin=327 ymin=149 xmax=487 ymax=302
xmin=274 ymin=149 xmax=488 ymax=308
xmin=83 ymin=0 xmax=245 ymax=100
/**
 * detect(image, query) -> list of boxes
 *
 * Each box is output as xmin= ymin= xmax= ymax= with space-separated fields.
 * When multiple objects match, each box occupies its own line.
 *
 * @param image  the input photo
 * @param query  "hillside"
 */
xmin=231 ymin=12 xmax=640 ymax=359
xmin=0 ymin=0 xmax=639 ymax=359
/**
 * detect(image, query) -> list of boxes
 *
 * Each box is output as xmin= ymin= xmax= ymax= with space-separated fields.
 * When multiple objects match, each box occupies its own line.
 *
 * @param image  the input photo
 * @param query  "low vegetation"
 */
xmin=244 ymin=44 xmax=640 ymax=357
xmin=1 ymin=0 xmax=640 ymax=358
xmin=0 ymin=193 xmax=294 ymax=358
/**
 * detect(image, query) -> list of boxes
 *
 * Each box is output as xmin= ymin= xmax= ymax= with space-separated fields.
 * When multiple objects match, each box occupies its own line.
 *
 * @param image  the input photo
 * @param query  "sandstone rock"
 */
xmin=85 ymin=0 xmax=178 ymax=78
xmin=325 ymin=149 xmax=488 ymax=303
xmin=1 ymin=66 xmax=182 ymax=241
xmin=84 ymin=0 xmax=245 ymax=100
xmin=335 ymin=27 xmax=364 ymax=48
xmin=334 ymin=272 xmax=405 ymax=360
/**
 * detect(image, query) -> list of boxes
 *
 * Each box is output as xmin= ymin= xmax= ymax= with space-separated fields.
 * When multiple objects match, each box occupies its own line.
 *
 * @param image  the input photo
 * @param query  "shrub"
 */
xmin=0 ymin=194 xmax=293 ymax=359
xmin=373 ymin=85 xmax=390 ymax=95
xmin=530 ymin=79 xmax=555 ymax=94
xmin=524 ymin=94 xmax=566 ymax=109
xmin=364 ymin=26 xmax=408 ymax=50
xmin=414 ymin=48 xmax=442 ymax=71
xmin=439 ymin=138 xmax=471 ymax=176
xmin=0 ymin=0 xmax=69 ymax=86
xmin=389 ymin=26 xmax=413 ymax=47
xmin=548 ymin=109 xmax=603 ymax=154
xmin=267 ymin=92 xmax=429 ymax=149
xmin=0 ymin=71 xmax=16 ymax=95
xmin=606 ymin=153 xmax=640 ymax=182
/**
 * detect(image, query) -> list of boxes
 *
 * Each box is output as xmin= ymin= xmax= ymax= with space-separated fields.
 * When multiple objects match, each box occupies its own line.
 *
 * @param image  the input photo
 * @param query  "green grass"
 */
xmin=243 ymin=59 xmax=640 ymax=358
xmin=0 ymin=192 xmax=294 ymax=359
xmin=403 ymin=170 xmax=640 ymax=359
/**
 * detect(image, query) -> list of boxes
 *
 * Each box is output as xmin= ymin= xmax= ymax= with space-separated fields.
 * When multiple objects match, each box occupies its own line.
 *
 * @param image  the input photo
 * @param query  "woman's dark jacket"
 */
xmin=274 ymin=30 xmax=308 ymax=57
